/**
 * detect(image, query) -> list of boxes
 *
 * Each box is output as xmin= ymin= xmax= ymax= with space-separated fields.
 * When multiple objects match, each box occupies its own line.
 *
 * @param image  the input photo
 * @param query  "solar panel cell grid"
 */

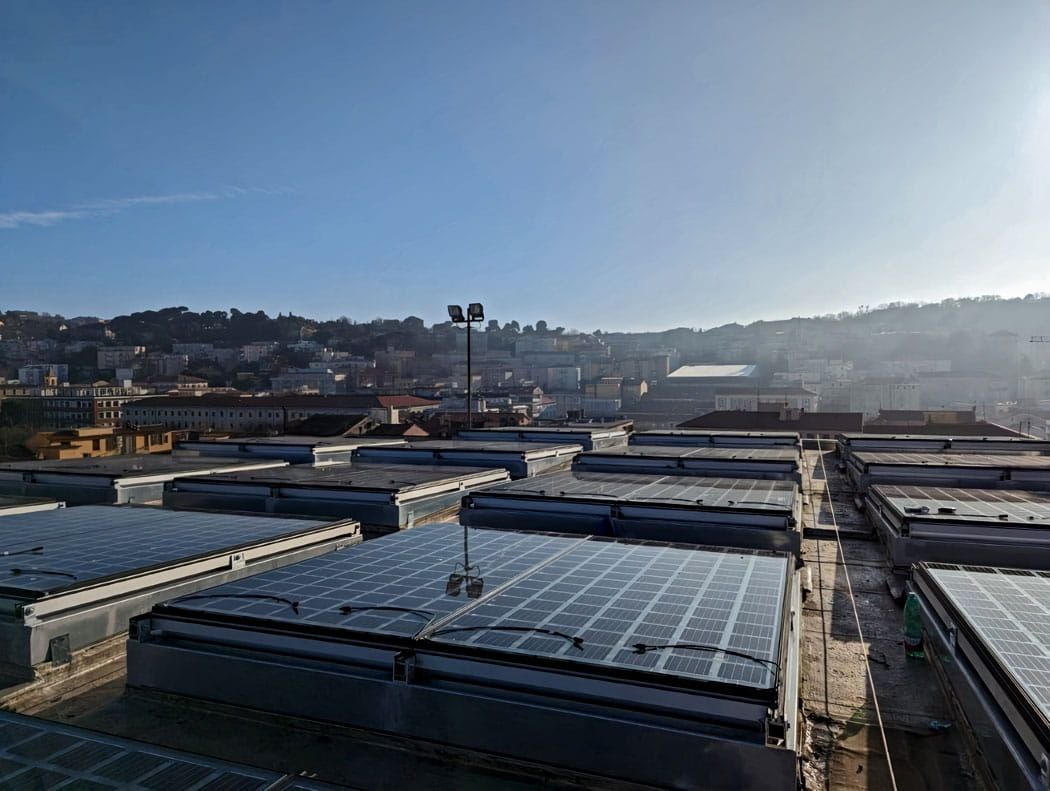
xmin=164 ymin=524 xmax=583 ymax=636
xmin=0 ymin=507 xmax=331 ymax=596
xmin=186 ymin=464 xmax=502 ymax=490
xmin=928 ymin=566 xmax=1050 ymax=719
xmin=590 ymin=447 xmax=798 ymax=460
xmin=430 ymin=541 xmax=787 ymax=689
xmin=0 ymin=714 xmax=277 ymax=790
xmin=876 ymin=486 xmax=1050 ymax=522
xmin=856 ymin=453 xmax=1050 ymax=468
xmin=480 ymin=471 xmax=795 ymax=510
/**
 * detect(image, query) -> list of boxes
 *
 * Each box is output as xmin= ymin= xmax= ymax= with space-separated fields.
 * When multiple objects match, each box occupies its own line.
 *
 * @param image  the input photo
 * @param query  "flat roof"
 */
xmin=871 ymin=485 xmax=1050 ymax=524
xmin=584 ymin=446 xmax=799 ymax=461
xmin=851 ymin=452 xmax=1050 ymax=469
xmin=473 ymin=470 xmax=797 ymax=513
xmin=636 ymin=429 xmax=801 ymax=440
xmin=0 ymin=506 xmax=344 ymax=601
xmin=131 ymin=524 xmax=798 ymax=788
xmin=0 ymin=455 xmax=288 ymax=481
xmin=667 ymin=364 xmax=757 ymax=378
xmin=459 ymin=426 xmax=628 ymax=437
xmin=183 ymin=435 xmax=404 ymax=448
xmin=173 ymin=463 xmax=509 ymax=493
xmin=0 ymin=495 xmax=61 ymax=513
xmin=840 ymin=432 xmax=1049 ymax=445
xmin=149 ymin=523 xmax=792 ymax=692
xmin=0 ymin=710 xmax=287 ymax=789
xmin=368 ymin=440 xmax=581 ymax=453
xmin=913 ymin=564 xmax=1050 ymax=756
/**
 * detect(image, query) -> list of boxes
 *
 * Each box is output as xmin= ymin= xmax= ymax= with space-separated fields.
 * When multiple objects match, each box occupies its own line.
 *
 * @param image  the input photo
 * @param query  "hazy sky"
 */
xmin=2 ymin=2 xmax=1049 ymax=331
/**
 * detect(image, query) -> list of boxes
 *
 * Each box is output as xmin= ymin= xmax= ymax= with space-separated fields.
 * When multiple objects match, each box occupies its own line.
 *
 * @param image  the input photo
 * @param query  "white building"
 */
xmin=849 ymin=378 xmax=921 ymax=419
xmin=545 ymin=366 xmax=581 ymax=392
xmin=96 ymin=346 xmax=145 ymax=370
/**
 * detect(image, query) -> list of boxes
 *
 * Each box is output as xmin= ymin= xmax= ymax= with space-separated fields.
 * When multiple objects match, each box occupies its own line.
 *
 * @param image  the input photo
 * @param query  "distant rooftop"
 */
xmin=667 ymin=364 xmax=757 ymax=379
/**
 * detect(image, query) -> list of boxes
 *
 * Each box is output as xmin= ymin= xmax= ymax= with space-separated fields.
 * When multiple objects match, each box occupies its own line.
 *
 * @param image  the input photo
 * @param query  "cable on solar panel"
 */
xmin=7 ymin=567 xmax=77 ymax=579
xmin=176 ymin=593 xmax=301 ymax=613
xmin=0 ymin=546 xmax=43 ymax=557
xmin=816 ymin=439 xmax=899 ymax=791
xmin=338 ymin=604 xmax=435 ymax=621
xmin=629 ymin=642 xmax=779 ymax=681
xmin=430 ymin=625 xmax=585 ymax=651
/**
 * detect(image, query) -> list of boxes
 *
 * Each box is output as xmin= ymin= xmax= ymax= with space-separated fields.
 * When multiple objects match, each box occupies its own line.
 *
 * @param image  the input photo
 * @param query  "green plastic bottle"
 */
xmin=903 ymin=592 xmax=925 ymax=659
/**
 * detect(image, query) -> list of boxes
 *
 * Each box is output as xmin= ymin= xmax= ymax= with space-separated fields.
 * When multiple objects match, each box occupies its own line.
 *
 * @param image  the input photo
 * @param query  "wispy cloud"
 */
xmin=0 ymin=186 xmax=291 ymax=230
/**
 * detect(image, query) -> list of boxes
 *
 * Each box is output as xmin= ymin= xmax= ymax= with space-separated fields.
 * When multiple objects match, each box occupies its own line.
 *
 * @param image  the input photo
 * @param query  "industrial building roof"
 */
xmin=667 ymin=364 xmax=757 ymax=378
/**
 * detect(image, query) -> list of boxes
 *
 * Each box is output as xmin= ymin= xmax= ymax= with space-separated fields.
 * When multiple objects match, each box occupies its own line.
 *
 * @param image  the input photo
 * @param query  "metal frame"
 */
xmin=912 ymin=564 xmax=1050 ymax=790
xmin=845 ymin=452 xmax=1050 ymax=494
xmin=163 ymin=464 xmax=509 ymax=533
xmin=127 ymin=537 xmax=801 ymax=789
xmin=353 ymin=441 xmax=582 ymax=479
xmin=457 ymin=427 xmax=630 ymax=451
xmin=0 ymin=496 xmax=64 ymax=517
xmin=461 ymin=473 xmax=802 ymax=559
xmin=867 ymin=485 xmax=1050 ymax=571
xmin=632 ymin=430 xmax=802 ymax=449
xmin=0 ymin=511 xmax=360 ymax=675
xmin=574 ymin=446 xmax=803 ymax=484
xmin=0 ymin=457 xmax=289 ymax=505
xmin=837 ymin=433 xmax=1050 ymax=463
xmin=0 ymin=709 xmax=287 ymax=788
xmin=176 ymin=436 xmax=407 ymax=465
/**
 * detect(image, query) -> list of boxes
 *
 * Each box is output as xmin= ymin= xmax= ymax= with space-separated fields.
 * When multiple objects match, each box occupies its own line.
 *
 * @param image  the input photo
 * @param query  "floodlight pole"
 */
xmin=466 ymin=317 xmax=473 ymax=431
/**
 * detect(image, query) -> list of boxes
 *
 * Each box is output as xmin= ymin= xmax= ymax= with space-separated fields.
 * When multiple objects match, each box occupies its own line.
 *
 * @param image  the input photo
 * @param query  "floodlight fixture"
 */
xmin=447 ymin=305 xmax=465 ymax=323
xmin=467 ymin=303 xmax=484 ymax=321
xmin=446 ymin=573 xmax=464 ymax=596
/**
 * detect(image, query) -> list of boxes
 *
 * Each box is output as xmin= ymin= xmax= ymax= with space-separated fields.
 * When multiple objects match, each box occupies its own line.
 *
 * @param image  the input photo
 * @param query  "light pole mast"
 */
xmin=448 ymin=303 xmax=484 ymax=432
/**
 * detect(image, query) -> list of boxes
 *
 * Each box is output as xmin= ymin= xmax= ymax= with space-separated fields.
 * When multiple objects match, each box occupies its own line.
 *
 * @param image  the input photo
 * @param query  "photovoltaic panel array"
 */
xmin=590 ymin=446 xmax=798 ymax=461
xmin=0 ymin=455 xmax=282 ymax=477
xmin=0 ymin=711 xmax=280 ymax=789
xmin=854 ymin=452 xmax=1050 ymax=469
xmin=926 ymin=565 xmax=1050 ymax=722
xmin=875 ymin=485 xmax=1050 ymax=523
xmin=194 ymin=463 xmax=504 ymax=491
xmin=479 ymin=470 xmax=796 ymax=512
xmin=358 ymin=440 xmax=577 ymax=453
xmin=0 ymin=506 xmax=332 ymax=597
xmin=428 ymin=540 xmax=788 ymax=689
xmin=163 ymin=523 xmax=583 ymax=637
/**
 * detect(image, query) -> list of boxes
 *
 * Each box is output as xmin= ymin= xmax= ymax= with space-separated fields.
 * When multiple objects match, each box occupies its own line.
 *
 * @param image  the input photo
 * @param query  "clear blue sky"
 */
xmin=2 ymin=2 xmax=1049 ymax=331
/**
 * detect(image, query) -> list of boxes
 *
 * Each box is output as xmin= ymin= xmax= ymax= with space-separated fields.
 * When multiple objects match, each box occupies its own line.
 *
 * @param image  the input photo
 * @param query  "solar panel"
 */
xmin=183 ymin=463 xmax=506 ymax=492
xmin=854 ymin=452 xmax=1050 ymax=468
xmin=356 ymin=440 xmax=581 ymax=454
xmin=586 ymin=446 xmax=798 ymax=460
xmin=162 ymin=523 xmax=583 ymax=637
xmin=475 ymin=470 xmax=796 ymax=511
xmin=0 ymin=711 xmax=281 ymax=789
xmin=0 ymin=506 xmax=333 ymax=597
xmin=0 ymin=455 xmax=286 ymax=478
xmin=874 ymin=485 xmax=1050 ymax=523
xmin=924 ymin=565 xmax=1050 ymax=722
xmin=428 ymin=541 xmax=788 ymax=689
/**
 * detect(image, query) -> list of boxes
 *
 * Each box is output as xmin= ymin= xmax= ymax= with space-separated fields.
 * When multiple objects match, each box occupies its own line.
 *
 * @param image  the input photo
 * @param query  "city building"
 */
xmin=123 ymin=394 xmax=440 ymax=432
xmin=26 ymin=425 xmax=173 ymax=460
xmin=96 ymin=345 xmax=146 ymax=370
xmin=714 ymin=386 xmax=819 ymax=413
xmin=17 ymin=363 xmax=68 ymax=386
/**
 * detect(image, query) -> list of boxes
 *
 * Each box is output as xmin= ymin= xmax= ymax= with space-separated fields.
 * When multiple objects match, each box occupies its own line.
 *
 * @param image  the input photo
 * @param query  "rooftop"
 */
xmin=667 ymin=363 xmax=757 ymax=379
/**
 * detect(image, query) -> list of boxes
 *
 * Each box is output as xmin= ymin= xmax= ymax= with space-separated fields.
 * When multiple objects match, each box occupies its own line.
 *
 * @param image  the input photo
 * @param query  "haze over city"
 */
xmin=4 ymin=2 xmax=1050 ymax=329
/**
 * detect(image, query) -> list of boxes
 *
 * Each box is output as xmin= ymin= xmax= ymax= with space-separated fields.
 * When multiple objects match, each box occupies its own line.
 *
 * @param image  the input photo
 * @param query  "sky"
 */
xmin=2 ymin=2 xmax=1049 ymax=331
